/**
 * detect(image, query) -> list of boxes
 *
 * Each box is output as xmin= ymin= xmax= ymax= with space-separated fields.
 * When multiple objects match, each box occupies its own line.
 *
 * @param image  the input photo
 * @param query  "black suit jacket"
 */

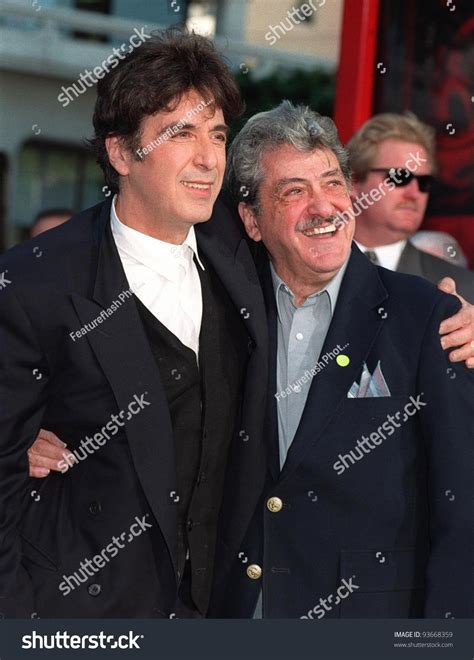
xmin=211 ymin=245 xmax=474 ymax=618
xmin=397 ymin=240 xmax=474 ymax=302
xmin=0 ymin=196 xmax=268 ymax=618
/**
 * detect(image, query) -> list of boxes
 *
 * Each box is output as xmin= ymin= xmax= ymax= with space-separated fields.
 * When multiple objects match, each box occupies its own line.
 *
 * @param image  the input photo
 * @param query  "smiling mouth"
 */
xmin=181 ymin=181 xmax=212 ymax=190
xmin=301 ymin=223 xmax=338 ymax=236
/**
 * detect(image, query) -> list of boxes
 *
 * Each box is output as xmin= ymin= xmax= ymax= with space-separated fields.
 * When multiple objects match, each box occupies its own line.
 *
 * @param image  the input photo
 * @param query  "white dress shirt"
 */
xmin=355 ymin=239 xmax=407 ymax=271
xmin=110 ymin=196 xmax=205 ymax=356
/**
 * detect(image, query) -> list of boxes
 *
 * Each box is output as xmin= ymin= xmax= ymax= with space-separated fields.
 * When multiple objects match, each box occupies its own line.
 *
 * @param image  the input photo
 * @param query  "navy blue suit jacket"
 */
xmin=210 ymin=243 xmax=474 ymax=619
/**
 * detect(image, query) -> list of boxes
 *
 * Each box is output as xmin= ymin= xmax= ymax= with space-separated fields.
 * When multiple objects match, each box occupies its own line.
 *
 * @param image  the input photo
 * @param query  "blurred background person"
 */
xmin=348 ymin=112 xmax=474 ymax=301
xmin=411 ymin=230 xmax=468 ymax=268
xmin=30 ymin=207 xmax=72 ymax=238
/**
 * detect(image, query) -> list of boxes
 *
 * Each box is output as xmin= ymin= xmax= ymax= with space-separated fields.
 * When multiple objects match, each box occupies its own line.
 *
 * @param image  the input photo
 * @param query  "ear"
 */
xmin=105 ymin=136 xmax=133 ymax=178
xmin=238 ymin=202 xmax=262 ymax=242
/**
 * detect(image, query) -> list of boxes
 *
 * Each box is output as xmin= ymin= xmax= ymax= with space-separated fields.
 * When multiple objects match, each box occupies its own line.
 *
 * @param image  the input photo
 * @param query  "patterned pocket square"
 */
xmin=347 ymin=361 xmax=391 ymax=398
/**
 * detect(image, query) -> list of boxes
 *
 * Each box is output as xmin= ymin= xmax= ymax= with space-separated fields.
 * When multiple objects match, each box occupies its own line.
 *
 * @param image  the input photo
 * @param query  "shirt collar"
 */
xmin=355 ymin=239 xmax=406 ymax=271
xmin=110 ymin=194 xmax=205 ymax=277
xmin=270 ymin=255 xmax=349 ymax=322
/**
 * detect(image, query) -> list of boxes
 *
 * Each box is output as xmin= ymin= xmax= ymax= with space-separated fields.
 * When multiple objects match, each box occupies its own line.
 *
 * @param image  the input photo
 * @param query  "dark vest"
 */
xmin=134 ymin=255 xmax=248 ymax=614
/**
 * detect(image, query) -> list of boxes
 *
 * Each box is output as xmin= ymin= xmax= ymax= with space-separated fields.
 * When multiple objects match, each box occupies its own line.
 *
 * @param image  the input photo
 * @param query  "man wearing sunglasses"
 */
xmin=348 ymin=113 xmax=474 ymax=303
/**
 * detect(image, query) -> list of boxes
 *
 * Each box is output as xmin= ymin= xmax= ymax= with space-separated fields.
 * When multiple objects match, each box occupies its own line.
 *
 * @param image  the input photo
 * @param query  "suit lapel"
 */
xmin=277 ymin=245 xmax=389 ymax=482
xmin=259 ymin=257 xmax=282 ymax=483
xmin=70 ymin=201 xmax=178 ymax=576
xmin=195 ymin=208 xmax=267 ymax=350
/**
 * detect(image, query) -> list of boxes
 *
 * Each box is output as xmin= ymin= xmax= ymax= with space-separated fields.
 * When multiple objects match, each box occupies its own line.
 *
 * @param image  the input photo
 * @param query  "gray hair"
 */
xmin=225 ymin=100 xmax=351 ymax=214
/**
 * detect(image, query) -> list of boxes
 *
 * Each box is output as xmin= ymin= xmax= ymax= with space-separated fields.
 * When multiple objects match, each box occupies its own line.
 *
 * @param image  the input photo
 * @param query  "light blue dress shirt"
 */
xmin=271 ymin=259 xmax=348 ymax=469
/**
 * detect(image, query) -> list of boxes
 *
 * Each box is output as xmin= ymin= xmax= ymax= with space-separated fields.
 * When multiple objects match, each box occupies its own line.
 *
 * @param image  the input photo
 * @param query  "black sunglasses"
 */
xmin=369 ymin=168 xmax=434 ymax=193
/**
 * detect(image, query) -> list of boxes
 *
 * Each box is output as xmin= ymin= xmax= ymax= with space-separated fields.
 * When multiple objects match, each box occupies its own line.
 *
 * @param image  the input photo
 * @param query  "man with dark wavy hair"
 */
xmin=0 ymin=29 xmax=268 ymax=618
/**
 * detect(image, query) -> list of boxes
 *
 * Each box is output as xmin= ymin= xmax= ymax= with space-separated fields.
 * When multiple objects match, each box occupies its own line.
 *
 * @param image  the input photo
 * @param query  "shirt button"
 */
xmin=88 ymin=584 xmax=101 ymax=597
xmin=88 ymin=501 xmax=101 ymax=516
xmin=296 ymin=332 xmax=304 ymax=341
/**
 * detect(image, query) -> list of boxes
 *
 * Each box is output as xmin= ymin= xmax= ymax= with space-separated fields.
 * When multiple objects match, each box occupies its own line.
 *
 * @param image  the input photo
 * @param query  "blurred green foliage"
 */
xmin=231 ymin=67 xmax=335 ymax=138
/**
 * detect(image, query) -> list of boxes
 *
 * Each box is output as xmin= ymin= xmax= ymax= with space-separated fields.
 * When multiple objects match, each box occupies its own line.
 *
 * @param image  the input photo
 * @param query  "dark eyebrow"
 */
xmin=209 ymin=123 xmax=230 ymax=134
xmin=274 ymin=169 xmax=344 ymax=193
xmin=158 ymin=121 xmax=229 ymax=136
xmin=321 ymin=168 xmax=344 ymax=178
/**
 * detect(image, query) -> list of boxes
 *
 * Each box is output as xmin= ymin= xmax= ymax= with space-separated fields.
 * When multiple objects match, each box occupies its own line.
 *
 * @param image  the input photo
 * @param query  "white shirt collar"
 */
xmin=110 ymin=195 xmax=205 ymax=280
xmin=355 ymin=239 xmax=407 ymax=271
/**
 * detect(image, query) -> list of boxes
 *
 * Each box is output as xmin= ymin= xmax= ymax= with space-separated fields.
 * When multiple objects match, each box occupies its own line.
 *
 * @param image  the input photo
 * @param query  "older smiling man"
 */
xmin=209 ymin=101 xmax=474 ymax=619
